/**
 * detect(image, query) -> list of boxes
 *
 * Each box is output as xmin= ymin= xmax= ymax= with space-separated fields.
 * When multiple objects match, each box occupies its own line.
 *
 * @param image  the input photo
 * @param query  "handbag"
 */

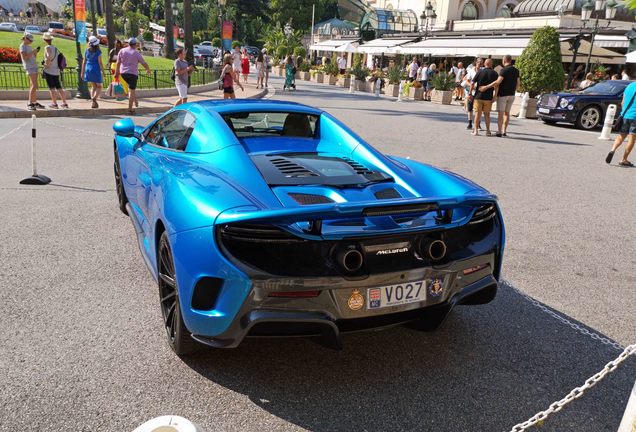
xmin=113 ymin=80 xmax=126 ymax=100
xmin=614 ymin=90 xmax=636 ymax=131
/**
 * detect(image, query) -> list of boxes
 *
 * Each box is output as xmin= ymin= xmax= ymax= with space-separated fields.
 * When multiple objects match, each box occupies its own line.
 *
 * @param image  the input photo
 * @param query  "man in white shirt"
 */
xmin=455 ymin=61 xmax=465 ymax=101
xmin=621 ymin=68 xmax=630 ymax=80
xmin=337 ymin=53 xmax=347 ymax=74
xmin=408 ymin=57 xmax=418 ymax=82
xmin=463 ymin=58 xmax=482 ymax=130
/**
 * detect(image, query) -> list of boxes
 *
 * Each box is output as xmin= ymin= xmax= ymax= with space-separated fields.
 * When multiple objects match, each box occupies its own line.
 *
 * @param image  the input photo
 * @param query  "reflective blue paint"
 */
xmin=114 ymin=100 xmax=505 ymax=338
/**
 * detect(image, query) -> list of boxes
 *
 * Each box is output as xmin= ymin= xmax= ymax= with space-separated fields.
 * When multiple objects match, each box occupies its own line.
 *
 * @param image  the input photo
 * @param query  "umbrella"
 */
xmin=335 ymin=42 xmax=358 ymax=53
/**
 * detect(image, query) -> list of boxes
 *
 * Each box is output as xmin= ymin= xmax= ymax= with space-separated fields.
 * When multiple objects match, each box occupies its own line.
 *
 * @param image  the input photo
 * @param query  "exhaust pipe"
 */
xmin=420 ymin=239 xmax=447 ymax=261
xmin=336 ymin=247 xmax=364 ymax=273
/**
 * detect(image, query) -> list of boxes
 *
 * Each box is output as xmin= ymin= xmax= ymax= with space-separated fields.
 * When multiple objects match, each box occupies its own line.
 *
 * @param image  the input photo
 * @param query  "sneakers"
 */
xmin=27 ymin=103 xmax=36 ymax=111
xmin=605 ymin=151 xmax=615 ymax=164
xmin=48 ymin=103 xmax=59 ymax=109
xmin=34 ymin=102 xmax=45 ymax=109
xmin=466 ymin=122 xmax=473 ymax=129
xmin=91 ymin=99 xmax=98 ymax=109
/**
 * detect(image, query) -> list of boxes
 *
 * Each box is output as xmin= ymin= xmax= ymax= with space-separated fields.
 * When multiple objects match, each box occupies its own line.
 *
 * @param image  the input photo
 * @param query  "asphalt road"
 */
xmin=0 ymin=77 xmax=634 ymax=432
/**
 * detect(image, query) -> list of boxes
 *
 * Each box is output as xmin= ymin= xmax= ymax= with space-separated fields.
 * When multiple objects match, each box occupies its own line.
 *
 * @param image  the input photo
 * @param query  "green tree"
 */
xmin=191 ymin=4 xmax=208 ymax=32
xmin=516 ymin=26 xmax=564 ymax=97
xmin=270 ymin=0 xmax=332 ymax=31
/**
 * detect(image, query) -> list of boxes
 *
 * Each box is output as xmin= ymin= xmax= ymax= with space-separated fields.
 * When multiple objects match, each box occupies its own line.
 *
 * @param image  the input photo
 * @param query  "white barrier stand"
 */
xmin=132 ymin=416 xmax=203 ymax=432
xmin=518 ymin=92 xmax=529 ymax=119
xmin=375 ymin=78 xmax=381 ymax=97
xmin=349 ymin=76 xmax=355 ymax=94
xmin=397 ymin=81 xmax=404 ymax=102
xmin=20 ymin=114 xmax=51 ymax=185
xmin=618 ymin=380 xmax=636 ymax=432
xmin=598 ymin=104 xmax=616 ymax=140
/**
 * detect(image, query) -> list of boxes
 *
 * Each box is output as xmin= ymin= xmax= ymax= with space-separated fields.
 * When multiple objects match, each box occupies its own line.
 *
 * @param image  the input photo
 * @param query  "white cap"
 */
xmin=88 ymin=35 xmax=99 ymax=46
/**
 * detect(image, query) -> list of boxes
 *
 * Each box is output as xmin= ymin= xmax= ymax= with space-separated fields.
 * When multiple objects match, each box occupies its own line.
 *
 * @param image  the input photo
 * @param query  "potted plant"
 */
xmin=408 ymin=79 xmax=424 ymax=100
xmin=350 ymin=64 xmax=370 ymax=91
xmin=310 ymin=67 xmax=324 ymax=83
xmin=368 ymin=69 xmax=386 ymax=94
xmin=515 ymin=26 xmax=564 ymax=118
xmin=297 ymin=62 xmax=310 ymax=80
xmin=337 ymin=72 xmax=351 ymax=88
xmin=385 ymin=66 xmax=404 ymax=97
xmin=430 ymin=72 xmax=455 ymax=104
xmin=323 ymin=61 xmax=339 ymax=85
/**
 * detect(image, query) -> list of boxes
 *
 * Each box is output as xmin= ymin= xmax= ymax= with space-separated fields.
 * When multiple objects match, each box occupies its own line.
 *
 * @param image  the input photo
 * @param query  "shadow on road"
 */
xmin=182 ymin=281 xmax=634 ymax=432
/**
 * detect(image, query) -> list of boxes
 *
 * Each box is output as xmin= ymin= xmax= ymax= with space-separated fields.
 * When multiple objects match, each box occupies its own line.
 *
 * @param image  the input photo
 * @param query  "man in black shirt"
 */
xmin=469 ymin=58 xmax=498 ymax=136
xmin=479 ymin=54 xmax=520 ymax=137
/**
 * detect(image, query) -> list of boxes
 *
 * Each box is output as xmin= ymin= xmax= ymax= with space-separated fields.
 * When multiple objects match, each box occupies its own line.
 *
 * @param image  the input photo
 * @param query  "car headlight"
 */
xmin=559 ymin=98 xmax=570 ymax=109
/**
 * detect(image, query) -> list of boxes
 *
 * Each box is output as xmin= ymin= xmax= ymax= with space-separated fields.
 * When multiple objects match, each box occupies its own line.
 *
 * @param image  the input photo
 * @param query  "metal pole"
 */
xmin=584 ymin=21 xmax=597 ymax=75
xmin=31 ymin=114 xmax=37 ymax=177
xmin=567 ymin=33 xmax=582 ymax=89
xmin=310 ymin=4 xmax=315 ymax=48
xmin=72 ymin=0 xmax=90 ymax=98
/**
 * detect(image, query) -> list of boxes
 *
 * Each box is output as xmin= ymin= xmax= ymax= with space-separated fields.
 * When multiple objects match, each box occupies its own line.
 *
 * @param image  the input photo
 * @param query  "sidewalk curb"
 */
xmin=0 ymin=88 xmax=268 ymax=119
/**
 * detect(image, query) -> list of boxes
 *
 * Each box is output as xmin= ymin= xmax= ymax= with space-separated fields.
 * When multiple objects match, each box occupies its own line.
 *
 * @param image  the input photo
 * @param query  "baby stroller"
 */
xmin=283 ymin=64 xmax=296 ymax=91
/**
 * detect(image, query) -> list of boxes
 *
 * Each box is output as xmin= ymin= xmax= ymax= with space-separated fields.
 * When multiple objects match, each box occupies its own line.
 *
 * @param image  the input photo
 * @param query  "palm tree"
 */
xmin=104 ymin=0 xmax=116 ymax=51
xmin=183 ymin=0 xmax=193 ymax=64
xmin=164 ymin=0 xmax=174 ymax=59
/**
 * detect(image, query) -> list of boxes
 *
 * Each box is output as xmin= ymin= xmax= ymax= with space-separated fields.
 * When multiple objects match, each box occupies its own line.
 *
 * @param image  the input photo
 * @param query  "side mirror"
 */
xmin=113 ymin=118 xmax=138 ymax=138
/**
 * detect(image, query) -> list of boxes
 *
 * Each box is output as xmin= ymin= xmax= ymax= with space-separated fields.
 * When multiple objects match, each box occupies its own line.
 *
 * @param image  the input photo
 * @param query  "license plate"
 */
xmin=538 ymin=107 xmax=550 ymax=114
xmin=367 ymin=281 xmax=426 ymax=309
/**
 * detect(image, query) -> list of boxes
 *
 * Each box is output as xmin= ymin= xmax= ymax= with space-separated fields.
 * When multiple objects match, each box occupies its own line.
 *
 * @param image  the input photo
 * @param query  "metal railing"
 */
xmin=0 ymin=65 xmax=219 ymax=91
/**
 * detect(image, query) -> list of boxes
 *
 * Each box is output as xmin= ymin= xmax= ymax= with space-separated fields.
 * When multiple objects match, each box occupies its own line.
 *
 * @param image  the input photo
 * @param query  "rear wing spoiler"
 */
xmin=216 ymin=194 xmax=498 ymax=236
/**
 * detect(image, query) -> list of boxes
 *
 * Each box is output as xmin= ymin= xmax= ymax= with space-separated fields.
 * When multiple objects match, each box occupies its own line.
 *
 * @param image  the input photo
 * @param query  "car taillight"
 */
xmin=269 ymin=290 xmax=320 ymax=298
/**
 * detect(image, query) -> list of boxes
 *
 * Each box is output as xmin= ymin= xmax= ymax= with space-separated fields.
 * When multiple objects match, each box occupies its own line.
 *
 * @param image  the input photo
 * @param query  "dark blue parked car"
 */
xmin=537 ymin=80 xmax=634 ymax=130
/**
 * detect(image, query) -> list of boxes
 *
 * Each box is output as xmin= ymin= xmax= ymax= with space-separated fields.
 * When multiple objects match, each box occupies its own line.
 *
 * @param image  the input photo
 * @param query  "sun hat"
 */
xmin=128 ymin=37 xmax=138 ymax=45
xmin=42 ymin=32 xmax=53 ymax=41
xmin=261 ymin=48 xmax=267 ymax=53
xmin=22 ymin=32 xmax=34 ymax=41
xmin=88 ymin=35 xmax=99 ymax=46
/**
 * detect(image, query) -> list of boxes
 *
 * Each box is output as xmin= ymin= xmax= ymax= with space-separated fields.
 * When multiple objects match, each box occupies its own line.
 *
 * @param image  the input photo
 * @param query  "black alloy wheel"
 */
xmin=158 ymin=232 xmax=197 ymax=356
xmin=114 ymin=148 xmax=128 ymax=215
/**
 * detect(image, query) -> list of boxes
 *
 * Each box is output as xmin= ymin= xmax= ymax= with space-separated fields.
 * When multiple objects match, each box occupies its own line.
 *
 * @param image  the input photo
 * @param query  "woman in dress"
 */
xmin=81 ymin=36 xmax=104 ymax=108
xmin=240 ymin=48 xmax=250 ymax=84
xmin=221 ymin=53 xmax=243 ymax=99
xmin=255 ymin=51 xmax=265 ymax=89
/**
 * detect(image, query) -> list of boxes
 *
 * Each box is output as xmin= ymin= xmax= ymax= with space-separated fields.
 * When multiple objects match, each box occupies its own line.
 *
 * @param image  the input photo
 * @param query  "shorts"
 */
xmin=497 ymin=95 xmax=515 ymax=113
xmin=339 ymin=68 xmax=346 ymax=75
xmin=619 ymin=118 xmax=636 ymax=135
xmin=421 ymin=80 xmax=428 ymax=89
xmin=475 ymin=99 xmax=493 ymax=112
xmin=466 ymin=97 xmax=474 ymax=112
xmin=223 ymin=86 xmax=234 ymax=95
xmin=121 ymin=73 xmax=138 ymax=90
xmin=175 ymin=82 xmax=188 ymax=98
xmin=43 ymin=72 xmax=62 ymax=90
xmin=26 ymin=68 xmax=38 ymax=76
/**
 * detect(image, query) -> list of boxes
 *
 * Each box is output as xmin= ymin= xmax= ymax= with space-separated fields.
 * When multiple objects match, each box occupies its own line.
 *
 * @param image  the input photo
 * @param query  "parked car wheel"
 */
xmin=158 ymin=232 xmax=198 ymax=356
xmin=114 ymin=147 xmax=128 ymax=215
xmin=576 ymin=105 xmax=602 ymax=130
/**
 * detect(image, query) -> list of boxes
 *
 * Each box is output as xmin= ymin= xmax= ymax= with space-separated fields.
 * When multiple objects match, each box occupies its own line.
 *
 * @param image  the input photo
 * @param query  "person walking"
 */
xmin=478 ymin=54 xmax=519 ymax=137
xmin=463 ymin=58 xmax=482 ymax=130
xmin=454 ymin=61 xmax=465 ymax=101
xmin=109 ymin=40 xmax=128 ymax=95
xmin=232 ymin=45 xmax=242 ymax=76
xmin=115 ymin=37 xmax=151 ymax=115
xmin=408 ymin=57 xmax=418 ymax=82
xmin=42 ymin=32 xmax=68 ymax=109
xmin=240 ymin=48 xmax=250 ymax=84
xmin=173 ymin=48 xmax=193 ymax=106
xmin=262 ymin=48 xmax=271 ymax=88
xmin=81 ymin=36 xmax=103 ymax=108
xmin=605 ymin=80 xmax=636 ymax=167
xmin=337 ymin=53 xmax=347 ymax=75
xmin=19 ymin=32 xmax=44 ymax=110
xmin=470 ymin=58 xmax=498 ymax=136
xmin=621 ymin=68 xmax=630 ymax=80
xmin=255 ymin=51 xmax=265 ymax=89
xmin=425 ymin=63 xmax=437 ymax=101
xmin=221 ymin=53 xmax=243 ymax=99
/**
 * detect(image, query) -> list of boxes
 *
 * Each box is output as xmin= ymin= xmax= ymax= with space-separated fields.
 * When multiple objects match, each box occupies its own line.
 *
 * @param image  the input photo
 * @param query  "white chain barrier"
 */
xmin=502 ymin=280 xmax=624 ymax=351
xmin=0 ymin=119 xmax=30 ymax=142
xmin=508 ymin=344 xmax=636 ymax=432
xmin=503 ymin=280 xmax=634 ymax=431
xmin=39 ymin=118 xmax=113 ymax=137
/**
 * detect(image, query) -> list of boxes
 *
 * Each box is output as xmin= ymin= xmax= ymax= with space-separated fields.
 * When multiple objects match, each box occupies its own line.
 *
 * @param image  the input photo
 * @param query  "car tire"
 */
xmin=576 ymin=105 xmax=602 ymax=130
xmin=542 ymin=119 xmax=557 ymax=125
xmin=158 ymin=232 xmax=198 ymax=357
xmin=114 ymin=147 xmax=128 ymax=216
xmin=405 ymin=304 xmax=452 ymax=332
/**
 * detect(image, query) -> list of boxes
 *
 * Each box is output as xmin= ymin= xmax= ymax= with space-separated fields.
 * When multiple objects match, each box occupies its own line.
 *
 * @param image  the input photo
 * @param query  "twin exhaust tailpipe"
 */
xmin=334 ymin=238 xmax=447 ymax=274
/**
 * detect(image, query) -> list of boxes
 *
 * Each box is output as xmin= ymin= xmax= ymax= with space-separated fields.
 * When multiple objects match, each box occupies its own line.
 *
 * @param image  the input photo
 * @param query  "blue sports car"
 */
xmin=113 ymin=100 xmax=505 ymax=356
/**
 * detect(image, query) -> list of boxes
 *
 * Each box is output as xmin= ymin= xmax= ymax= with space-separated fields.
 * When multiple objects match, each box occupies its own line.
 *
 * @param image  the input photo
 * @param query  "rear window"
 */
xmin=49 ymin=22 xmax=64 ymax=29
xmin=222 ymin=112 xmax=319 ymax=139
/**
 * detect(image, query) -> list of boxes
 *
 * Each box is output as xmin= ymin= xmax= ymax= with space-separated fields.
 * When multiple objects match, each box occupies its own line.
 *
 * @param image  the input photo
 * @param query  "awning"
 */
xmin=357 ymin=38 xmax=417 ymax=54
xmin=392 ymin=37 xmax=625 ymax=64
xmin=334 ymin=42 xmax=359 ymax=53
xmin=594 ymin=35 xmax=629 ymax=49
xmin=309 ymin=39 xmax=350 ymax=52
xmin=626 ymin=51 xmax=636 ymax=63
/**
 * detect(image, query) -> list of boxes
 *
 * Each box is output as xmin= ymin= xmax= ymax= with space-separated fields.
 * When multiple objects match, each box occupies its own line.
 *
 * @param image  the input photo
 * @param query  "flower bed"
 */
xmin=0 ymin=46 xmax=21 ymax=63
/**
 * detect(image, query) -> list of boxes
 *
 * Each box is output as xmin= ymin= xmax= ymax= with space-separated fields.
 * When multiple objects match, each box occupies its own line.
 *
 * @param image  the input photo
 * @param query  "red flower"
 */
xmin=0 ymin=46 xmax=21 ymax=63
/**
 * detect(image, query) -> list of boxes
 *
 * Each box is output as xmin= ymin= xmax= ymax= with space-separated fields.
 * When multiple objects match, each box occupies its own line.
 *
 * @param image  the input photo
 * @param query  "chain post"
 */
xmin=153 ymin=70 xmax=158 ymax=89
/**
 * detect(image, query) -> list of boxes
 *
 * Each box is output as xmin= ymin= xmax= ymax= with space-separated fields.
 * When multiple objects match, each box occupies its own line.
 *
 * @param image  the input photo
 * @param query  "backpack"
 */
xmin=57 ymin=48 xmax=66 ymax=70
xmin=170 ymin=67 xmax=176 ymax=81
